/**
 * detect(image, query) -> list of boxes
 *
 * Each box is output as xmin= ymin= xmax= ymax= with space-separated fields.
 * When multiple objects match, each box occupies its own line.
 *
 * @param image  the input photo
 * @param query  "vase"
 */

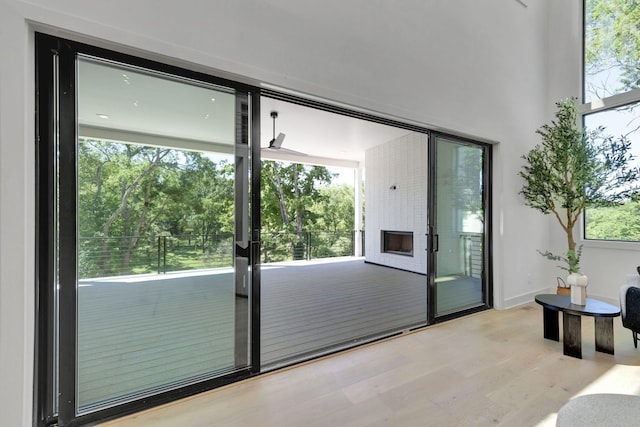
xmin=567 ymin=273 xmax=588 ymax=305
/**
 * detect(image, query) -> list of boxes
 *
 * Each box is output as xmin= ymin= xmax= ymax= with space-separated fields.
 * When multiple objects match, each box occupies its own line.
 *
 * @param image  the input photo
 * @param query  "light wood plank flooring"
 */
xmin=101 ymin=303 xmax=640 ymax=427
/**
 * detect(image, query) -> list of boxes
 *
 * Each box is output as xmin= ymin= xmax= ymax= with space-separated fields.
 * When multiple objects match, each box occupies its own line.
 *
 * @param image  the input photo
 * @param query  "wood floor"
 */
xmin=101 ymin=303 xmax=640 ymax=427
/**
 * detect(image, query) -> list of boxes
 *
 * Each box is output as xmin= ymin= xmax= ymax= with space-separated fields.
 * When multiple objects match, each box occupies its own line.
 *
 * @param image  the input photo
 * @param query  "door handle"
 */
xmin=426 ymin=232 xmax=439 ymax=253
xmin=426 ymin=226 xmax=439 ymax=253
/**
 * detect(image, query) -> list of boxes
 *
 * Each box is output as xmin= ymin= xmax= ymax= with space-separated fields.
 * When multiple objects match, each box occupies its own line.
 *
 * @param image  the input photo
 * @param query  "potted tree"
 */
xmin=519 ymin=98 xmax=639 ymax=304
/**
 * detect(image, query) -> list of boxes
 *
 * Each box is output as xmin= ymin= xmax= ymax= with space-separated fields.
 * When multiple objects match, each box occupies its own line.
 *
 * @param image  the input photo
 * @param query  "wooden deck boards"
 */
xmin=78 ymin=258 xmax=479 ymax=409
xmin=78 ymin=273 xmax=236 ymax=408
xmin=260 ymin=260 xmax=427 ymax=365
xmin=262 ymin=260 xmax=427 ymax=365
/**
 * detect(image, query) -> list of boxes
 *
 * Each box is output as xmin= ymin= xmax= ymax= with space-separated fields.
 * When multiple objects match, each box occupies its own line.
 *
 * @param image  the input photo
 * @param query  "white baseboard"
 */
xmin=499 ymin=288 xmax=619 ymax=310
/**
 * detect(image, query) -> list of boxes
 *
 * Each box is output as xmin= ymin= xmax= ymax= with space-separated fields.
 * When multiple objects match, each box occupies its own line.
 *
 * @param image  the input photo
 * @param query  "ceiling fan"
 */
xmin=262 ymin=111 xmax=307 ymax=156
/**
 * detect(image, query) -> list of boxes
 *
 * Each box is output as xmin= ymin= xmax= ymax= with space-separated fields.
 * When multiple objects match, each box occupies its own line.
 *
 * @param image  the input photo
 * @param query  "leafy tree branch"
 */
xmin=519 ymin=98 xmax=640 ymax=273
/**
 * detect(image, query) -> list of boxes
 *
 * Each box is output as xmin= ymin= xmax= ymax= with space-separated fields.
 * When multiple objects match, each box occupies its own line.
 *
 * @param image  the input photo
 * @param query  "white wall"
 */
xmin=0 ymin=0 xmax=582 ymax=425
xmin=0 ymin=3 xmax=35 ymax=427
xmin=365 ymin=132 xmax=427 ymax=274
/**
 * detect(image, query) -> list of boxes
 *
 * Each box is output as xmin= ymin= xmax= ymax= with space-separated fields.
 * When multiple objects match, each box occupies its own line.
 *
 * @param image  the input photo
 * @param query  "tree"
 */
xmin=261 ymin=160 xmax=334 ymax=261
xmin=519 ymin=98 xmax=640 ymax=272
xmin=586 ymin=199 xmax=640 ymax=241
xmin=585 ymin=0 xmax=640 ymax=97
xmin=308 ymin=184 xmax=356 ymax=258
xmin=78 ymin=139 xmax=353 ymax=273
xmin=171 ymin=153 xmax=234 ymax=246
xmin=456 ymin=145 xmax=484 ymax=226
xmin=78 ymin=139 xmax=235 ymax=276
xmin=78 ymin=139 xmax=177 ymax=275
xmin=311 ymin=185 xmax=355 ymax=232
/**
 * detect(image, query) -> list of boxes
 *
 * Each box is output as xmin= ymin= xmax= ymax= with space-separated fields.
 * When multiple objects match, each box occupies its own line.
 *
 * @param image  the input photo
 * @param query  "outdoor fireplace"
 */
xmin=381 ymin=230 xmax=413 ymax=256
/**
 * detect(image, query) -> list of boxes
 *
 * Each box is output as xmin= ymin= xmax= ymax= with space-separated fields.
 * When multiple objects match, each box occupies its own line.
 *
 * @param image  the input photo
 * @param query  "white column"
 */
xmin=354 ymin=166 xmax=363 ymax=257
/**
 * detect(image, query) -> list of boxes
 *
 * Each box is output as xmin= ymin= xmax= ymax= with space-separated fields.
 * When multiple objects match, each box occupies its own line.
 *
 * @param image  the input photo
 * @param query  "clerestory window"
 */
xmin=582 ymin=0 xmax=640 ymax=242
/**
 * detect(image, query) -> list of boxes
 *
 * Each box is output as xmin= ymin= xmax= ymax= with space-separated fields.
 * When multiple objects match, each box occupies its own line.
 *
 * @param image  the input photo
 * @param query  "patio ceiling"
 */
xmin=259 ymin=97 xmax=411 ymax=166
xmin=76 ymin=58 xmax=410 ymax=167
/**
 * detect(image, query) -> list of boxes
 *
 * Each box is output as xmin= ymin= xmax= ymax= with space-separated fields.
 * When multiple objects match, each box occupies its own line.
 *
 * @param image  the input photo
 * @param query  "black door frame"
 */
xmin=426 ymin=131 xmax=493 ymax=324
xmin=34 ymin=33 xmax=261 ymax=427
xmin=35 ymin=32 xmax=494 ymax=427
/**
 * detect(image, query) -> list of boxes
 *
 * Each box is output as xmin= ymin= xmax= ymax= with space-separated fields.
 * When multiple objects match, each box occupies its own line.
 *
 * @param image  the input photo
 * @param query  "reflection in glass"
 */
xmin=76 ymin=59 xmax=245 ymax=410
xmin=584 ymin=0 xmax=640 ymax=102
xmin=584 ymin=102 xmax=640 ymax=241
xmin=260 ymin=133 xmax=427 ymax=368
xmin=434 ymin=138 xmax=485 ymax=317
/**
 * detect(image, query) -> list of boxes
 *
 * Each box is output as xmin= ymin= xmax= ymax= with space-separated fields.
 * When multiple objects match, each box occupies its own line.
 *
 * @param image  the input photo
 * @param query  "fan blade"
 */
xmin=269 ymin=133 xmax=286 ymax=149
xmin=278 ymin=147 xmax=307 ymax=156
xmin=261 ymin=146 xmax=308 ymax=157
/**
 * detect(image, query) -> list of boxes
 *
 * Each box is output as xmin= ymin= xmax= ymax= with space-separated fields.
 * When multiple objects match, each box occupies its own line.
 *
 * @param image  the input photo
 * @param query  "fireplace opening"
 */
xmin=381 ymin=230 xmax=413 ymax=257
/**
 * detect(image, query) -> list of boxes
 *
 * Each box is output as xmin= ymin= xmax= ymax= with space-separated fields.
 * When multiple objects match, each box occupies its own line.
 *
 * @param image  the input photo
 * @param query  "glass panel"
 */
xmin=259 ymin=121 xmax=428 ymax=368
xmin=434 ymin=137 xmax=485 ymax=317
xmin=584 ymin=0 xmax=640 ymax=102
xmin=584 ymin=101 xmax=640 ymax=240
xmin=76 ymin=58 xmax=248 ymax=411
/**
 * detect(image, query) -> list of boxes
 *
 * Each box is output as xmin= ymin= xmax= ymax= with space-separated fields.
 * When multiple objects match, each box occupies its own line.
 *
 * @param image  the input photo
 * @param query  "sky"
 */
xmin=584 ymin=67 xmax=640 ymax=168
xmin=204 ymin=152 xmax=357 ymax=188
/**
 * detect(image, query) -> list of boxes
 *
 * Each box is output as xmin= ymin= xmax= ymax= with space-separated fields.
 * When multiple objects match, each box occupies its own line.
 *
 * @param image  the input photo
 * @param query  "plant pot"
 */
xmin=567 ymin=273 xmax=588 ymax=305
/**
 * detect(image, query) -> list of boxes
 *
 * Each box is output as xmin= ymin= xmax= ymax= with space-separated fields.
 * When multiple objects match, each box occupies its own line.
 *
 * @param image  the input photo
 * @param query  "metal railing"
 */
xmin=79 ymin=234 xmax=234 ymax=279
xmin=459 ymin=232 xmax=483 ymax=278
xmin=260 ymin=230 xmax=363 ymax=264
xmin=79 ymin=230 xmax=364 ymax=279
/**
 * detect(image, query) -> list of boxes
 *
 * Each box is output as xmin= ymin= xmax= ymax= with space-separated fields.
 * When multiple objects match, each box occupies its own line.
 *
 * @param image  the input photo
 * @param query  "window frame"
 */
xmin=580 ymin=0 xmax=640 ymax=246
xmin=34 ymin=32 xmax=261 ymax=427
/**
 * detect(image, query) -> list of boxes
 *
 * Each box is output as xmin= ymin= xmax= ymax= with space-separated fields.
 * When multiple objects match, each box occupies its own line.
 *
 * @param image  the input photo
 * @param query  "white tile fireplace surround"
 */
xmin=365 ymin=132 xmax=427 ymax=274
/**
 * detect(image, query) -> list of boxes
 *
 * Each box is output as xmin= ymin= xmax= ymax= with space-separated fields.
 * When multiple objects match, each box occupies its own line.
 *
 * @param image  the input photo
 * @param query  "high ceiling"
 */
xmin=77 ymin=58 xmax=410 ymax=166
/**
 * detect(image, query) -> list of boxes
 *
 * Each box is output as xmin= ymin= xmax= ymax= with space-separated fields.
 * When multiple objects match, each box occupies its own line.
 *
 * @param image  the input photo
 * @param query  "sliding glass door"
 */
xmin=36 ymin=33 xmax=493 ymax=427
xmin=36 ymin=34 xmax=255 ymax=426
xmin=428 ymin=135 xmax=491 ymax=320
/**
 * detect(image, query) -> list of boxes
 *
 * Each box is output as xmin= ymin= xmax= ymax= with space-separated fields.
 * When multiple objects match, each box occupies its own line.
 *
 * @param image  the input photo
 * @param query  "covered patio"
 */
xmin=77 ymin=257 xmax=480 ymax=409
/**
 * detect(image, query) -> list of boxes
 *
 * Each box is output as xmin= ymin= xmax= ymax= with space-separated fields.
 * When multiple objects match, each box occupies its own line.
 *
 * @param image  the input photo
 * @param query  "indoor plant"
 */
xmin=519 ymin=98 xmax=639 ymax=301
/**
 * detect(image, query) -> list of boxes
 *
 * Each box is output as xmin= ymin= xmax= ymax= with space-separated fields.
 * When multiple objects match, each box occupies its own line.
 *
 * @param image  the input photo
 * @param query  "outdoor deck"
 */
xmin=260 ymin=259 xmax=427 ymax=366
xmin=77 ymin=258 xmax=480 ymax=409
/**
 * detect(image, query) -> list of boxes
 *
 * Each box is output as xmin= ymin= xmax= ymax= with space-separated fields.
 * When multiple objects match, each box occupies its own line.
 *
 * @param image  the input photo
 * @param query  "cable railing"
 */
xmin=79 ymin=234 xmax=234 ymax=279
xmin=260 ymin=230 xmax=363 ymax=264
xmin=79 ymin=230 xmax=364 ymax=279
xmin=459 ymin=232 xmax=483 ymax=278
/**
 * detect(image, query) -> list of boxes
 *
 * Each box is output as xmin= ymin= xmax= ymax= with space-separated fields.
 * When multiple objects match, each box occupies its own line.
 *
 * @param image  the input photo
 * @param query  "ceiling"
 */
xmin=259 ymin=98 xmax=410 ymax=165
xmin=77 ymin=58 xmax=410 ymax=166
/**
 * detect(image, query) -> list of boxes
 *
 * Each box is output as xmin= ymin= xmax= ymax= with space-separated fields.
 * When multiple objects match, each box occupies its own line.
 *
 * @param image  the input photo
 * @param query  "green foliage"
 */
xmin=456 ymin=145 xmax=484 ymax=223
xmin=586 ymin=200 xmax=640 ymax=240
xmin=310 ymin=185 xmax=356 ymax=231
xmin=519 ymin=98 xmax=640 ymax=272
xmin=260 ymin=160 xmax=337 ymax=261
xmin=537 ymin=246 xmax=583 ymax=274
xmin=585 ymin=0 xmax=640 ymax=95
xmin=78 ymin=139 xmax=235 ymax=277
xmin=78 ymin=139 xmax=358 ymax=276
